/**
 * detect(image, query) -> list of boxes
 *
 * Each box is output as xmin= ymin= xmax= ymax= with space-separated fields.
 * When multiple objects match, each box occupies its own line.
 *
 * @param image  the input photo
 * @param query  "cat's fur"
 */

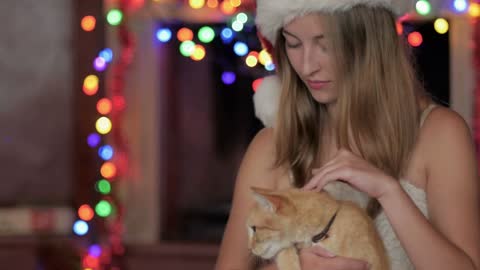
xmin=246 ymin=186 xmax=389 ymax=270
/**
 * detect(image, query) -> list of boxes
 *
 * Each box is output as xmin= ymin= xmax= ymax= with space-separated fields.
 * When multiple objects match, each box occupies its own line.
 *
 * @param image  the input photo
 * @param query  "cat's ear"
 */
xmin=250 ymin=187 xmax=293 ymax=214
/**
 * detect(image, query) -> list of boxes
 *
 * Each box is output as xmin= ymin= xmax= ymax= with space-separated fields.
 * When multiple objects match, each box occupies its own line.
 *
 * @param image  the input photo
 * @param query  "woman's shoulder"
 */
xmin=418 ymin=104 xmax=475 ymax=177
xmin=238 ymin=127 xmax=284 ymax=187
xmin=244 ymin=127 xmax=276 ymax=162
xmin=420 ymin=105 xmax=471 ymax=141
xmin=250 ymin=127 xmax=275 ymax=147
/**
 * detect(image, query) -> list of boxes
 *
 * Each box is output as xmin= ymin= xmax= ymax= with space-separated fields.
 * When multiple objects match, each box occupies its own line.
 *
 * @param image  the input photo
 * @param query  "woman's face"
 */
xmin=282 ymin=13 xmax=337 ymax=105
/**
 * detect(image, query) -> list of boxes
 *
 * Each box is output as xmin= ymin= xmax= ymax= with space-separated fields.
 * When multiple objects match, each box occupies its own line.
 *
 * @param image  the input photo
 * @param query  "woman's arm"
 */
xmin=379 ymin=108 xmax=480 ymax=270
xmin=215 ymin=128 xmax=279 ymax=270
xmin=256 ymin=248 xmax=370 ymax=270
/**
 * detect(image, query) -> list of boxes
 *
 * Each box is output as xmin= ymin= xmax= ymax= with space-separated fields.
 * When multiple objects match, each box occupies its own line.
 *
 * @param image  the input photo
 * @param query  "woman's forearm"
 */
xmin=378 ymin=183 xmax=476 ymax=270
xmin=258 ymin=263 xmax=277 ymax=270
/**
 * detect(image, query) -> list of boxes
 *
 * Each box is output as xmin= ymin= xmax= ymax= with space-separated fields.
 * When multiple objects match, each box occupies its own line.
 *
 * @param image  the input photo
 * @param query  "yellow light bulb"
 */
xmin=96 ymin=117 xmax=112 ymax=135
xmin=434 ymin=18 xmax=449 ymax=34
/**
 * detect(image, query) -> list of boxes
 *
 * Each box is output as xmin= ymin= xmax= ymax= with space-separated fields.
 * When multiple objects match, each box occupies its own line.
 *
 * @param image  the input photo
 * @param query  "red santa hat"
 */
xmin=256 ymin=0 xmax=414 ymax=45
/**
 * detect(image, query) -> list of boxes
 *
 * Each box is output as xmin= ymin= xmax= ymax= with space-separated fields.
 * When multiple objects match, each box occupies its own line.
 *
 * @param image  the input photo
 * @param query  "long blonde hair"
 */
xmin=273 ymin=6 xmax=424 ymax=217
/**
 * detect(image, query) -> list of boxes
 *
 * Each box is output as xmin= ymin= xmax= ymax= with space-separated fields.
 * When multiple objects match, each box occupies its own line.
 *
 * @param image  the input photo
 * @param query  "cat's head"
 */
xmin=246 ymin=187 xmax=300 ymax=259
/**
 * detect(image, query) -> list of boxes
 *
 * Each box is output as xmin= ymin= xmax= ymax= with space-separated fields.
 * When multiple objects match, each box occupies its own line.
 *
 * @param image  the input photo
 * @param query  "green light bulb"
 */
xmin=97 ymin=179 xmax=111 ymax=195
xmin=180 ymin=40 xmax=195 ymax=57
xmin=107 ymin=9 xmax=123 ymax=26
xmin=416 ymin=0 xmax=431 ymax=16
xmin=95 ymin=200 xmax=113 ymax=217
xmin=198 ymin=26 xmax=215 ymax=43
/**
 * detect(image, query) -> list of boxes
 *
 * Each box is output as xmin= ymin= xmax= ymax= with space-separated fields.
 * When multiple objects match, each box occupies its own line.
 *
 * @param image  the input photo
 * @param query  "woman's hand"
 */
xmin=300 ymin=245 xmax=370 ymax=270
xmin=303 ymin=149 xmax=398 ymax=200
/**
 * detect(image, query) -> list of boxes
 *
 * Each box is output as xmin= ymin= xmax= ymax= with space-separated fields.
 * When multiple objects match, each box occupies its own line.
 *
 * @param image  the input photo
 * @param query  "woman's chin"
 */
xmin=310 ymin=93 xmax=337 ymax=105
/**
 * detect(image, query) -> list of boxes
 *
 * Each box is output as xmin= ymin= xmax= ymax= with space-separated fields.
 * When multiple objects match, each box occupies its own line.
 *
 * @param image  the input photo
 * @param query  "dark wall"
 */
xmin=0 ymin=0 xmax=73 ymax=205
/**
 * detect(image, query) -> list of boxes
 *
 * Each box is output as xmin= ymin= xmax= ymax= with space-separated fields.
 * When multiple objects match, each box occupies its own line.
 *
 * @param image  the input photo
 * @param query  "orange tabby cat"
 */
xmin=246 ymin=186 xmax=389 ymax=270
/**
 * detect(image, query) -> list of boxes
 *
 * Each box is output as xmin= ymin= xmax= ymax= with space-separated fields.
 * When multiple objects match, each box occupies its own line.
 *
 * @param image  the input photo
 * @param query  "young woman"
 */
xmin=215 ymin=0 xmax=480 ymax=269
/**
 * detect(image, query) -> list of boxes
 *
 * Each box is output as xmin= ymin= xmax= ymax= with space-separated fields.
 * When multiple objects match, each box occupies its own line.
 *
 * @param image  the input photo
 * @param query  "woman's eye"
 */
xmin=286 ymin=43 xmax=300 ymax=49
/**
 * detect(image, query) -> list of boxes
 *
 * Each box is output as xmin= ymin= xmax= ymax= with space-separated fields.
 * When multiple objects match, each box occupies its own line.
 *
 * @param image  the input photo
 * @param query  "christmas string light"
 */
xmin=77 ymin=0 xmax=137 ymax=269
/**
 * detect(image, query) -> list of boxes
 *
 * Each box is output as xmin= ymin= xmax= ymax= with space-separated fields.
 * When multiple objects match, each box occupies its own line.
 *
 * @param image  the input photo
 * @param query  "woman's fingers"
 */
xmin=303 ymin=244 xmax=336 ymax=257
xmin=304 ymin=161 xmax=346 ymax=191
xmin=300 ymin=247 xmax=370 ymax=270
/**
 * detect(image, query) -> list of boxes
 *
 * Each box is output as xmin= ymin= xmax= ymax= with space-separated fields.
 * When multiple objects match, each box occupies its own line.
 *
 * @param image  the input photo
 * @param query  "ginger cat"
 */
xmin=246 ymin=186 xmax=389 ymax=270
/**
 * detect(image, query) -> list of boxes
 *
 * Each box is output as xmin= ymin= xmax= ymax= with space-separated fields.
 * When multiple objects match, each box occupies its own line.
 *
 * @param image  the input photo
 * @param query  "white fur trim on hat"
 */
xmin=253 ymin=75 xmax=282 ymax=127
xmin=256 ymin=0 xmax=414 ymax=44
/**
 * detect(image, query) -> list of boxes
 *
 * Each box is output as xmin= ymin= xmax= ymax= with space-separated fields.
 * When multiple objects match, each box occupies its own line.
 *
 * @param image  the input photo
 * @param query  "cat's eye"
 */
xmin=251 ymin=226 xmax=256 ymax=232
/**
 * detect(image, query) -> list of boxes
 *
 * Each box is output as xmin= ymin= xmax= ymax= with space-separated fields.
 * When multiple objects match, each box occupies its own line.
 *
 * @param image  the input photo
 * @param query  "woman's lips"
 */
xmin=307 ymin=80 xmax=331 ymax=90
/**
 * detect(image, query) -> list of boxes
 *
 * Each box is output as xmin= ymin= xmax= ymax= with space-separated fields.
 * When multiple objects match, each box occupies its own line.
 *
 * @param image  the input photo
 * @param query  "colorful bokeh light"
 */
xmin=236 ymin=13 xmax=248 ymax=24
xmin=100 ymin=162 xmax=117 ymax=179
xmin=233 ymin=41 xmax=248 ymax=56
xmin=83 ymin=75 xmax=99 ymax=96
xmin=98 ymin=145 xmax=114 ymax=161
xmin=220 ymin=0 xmax=236 ymax=15
xmin=78 ymin=204 xmax=95 ymax=221
xmin=258 ymin=49 xmax=272 ymax=65
xmin=73 ymin=220 xmax=89 ymax=236
xmin=180 ymin=40 xmax=196 ymax=57
xmin=96 ymin=117 xmax=112 ymax=135
xmin=232 ymin=21 xmax=244 ymax=32
xmin=252 ymin=78 xmax=263 ymax=92
xmin=95 ymin=200 xmax=113 ymax=217
xmin=156 ymin=28 xmax=172 ymax=42
xmin=469 ymin=3 xmax=480 ymax=17
xmin=191 ymin=44 xmax=206 ymax=61
xmin=207 ymin=0 xmax=218 ymax=8
xmin=454 ymin=0 xmax=468 ymax=12
xmin=198 ymin=26 xmax=215 ymax=43
xmin=177 ymin=27 xmax=194 ymax=42
xmin=408 ymin=31 xmax=423 ymax=47
xmin=246 ymin=55 xmax=258 ymax=67
xmin=87 ymin=133 xmax=101 ymax=148
xmin=99 ymin=48 xmax=113 ymax=63
xmin=89 ymin=245 xmax=102 ymax=258
xmin=189 ymin=0 xmax=205 ymax=9
xmin=265 ymin=62 xmax=276 ymax=71
xmin=107 ymin=9 xmax=123 ymax=26
xmin=230 ymin=0 xmax=241 ymax=8
xmin=222 ymin=71 xmax=236 ymax=85
xmin=434 ymin=18 xmax=449 ymax=34
xmin=81 ymin=16 xmax=96 ymax=32
xmin=94 ymin=57 xmax=107 ymax=72
xmin=96 ymin=179 xmax=112 ymax=195
xmin=97 ymin=98 xmax=113 ymax=115
xmin=416 ymin=0 xmax=431 ymax=15
xmin=221 ymin=27 xmax=234 ymax=43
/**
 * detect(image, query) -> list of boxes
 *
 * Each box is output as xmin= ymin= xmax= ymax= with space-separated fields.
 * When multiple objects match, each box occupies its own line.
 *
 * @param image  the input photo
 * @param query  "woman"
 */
xmin=215 ymin=0 xmax=480 ymax=269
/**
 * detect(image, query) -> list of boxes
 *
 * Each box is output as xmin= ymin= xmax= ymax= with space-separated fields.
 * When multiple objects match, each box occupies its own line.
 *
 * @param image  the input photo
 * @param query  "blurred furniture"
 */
xmin=126 ymin=243 xmax=218 ymax=270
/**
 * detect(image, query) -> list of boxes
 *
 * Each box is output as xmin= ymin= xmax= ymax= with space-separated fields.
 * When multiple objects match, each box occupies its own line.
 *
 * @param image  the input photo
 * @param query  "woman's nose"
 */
xmin=302 ymin=47 xmax=320 ymax=76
